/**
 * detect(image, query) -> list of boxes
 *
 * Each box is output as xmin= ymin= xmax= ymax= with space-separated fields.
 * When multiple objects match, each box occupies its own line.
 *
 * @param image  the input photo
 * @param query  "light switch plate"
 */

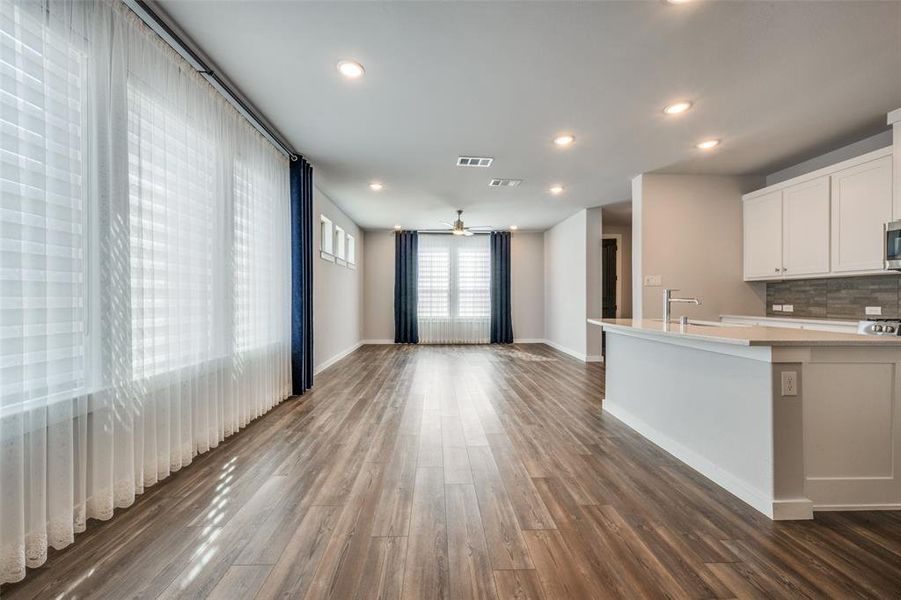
xmin=643 ymin=275 xmax=662 ymax=287
xmin=865 ymin=306 xmax=883 ymax=316
xmin=772 ymin=304 xmax=783 ymax=312
xmin=782 ymin=304 xmax=794 ymax=313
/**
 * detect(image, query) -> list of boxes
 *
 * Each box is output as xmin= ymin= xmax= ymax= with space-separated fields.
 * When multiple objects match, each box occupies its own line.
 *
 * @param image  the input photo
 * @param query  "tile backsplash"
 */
xmin=766 ymin=275 xmax=901 ymax=319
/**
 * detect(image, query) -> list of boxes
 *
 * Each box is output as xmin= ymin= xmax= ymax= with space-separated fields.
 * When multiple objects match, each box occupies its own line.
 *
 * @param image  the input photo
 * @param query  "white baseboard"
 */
xmin=586 ymin=354 xmax=604 ymax=363
xmin=603 ymin=401 xmax=776 ymax=520
xmin=773 ymin=499 xmax=814 ymax=520
xmin=314 ymin=341 xmax=364 ymax=375
xmin=814 ymin=503 xmax=901 ymax=512
xmin=542 ymin=339 xmax=588 ymax=362
xmin=360 ymin=338 xmax=394 ymax=345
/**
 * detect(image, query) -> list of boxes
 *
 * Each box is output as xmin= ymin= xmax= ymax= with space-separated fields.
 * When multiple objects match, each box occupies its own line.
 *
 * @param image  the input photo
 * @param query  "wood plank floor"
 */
xmin=5 ymin=343 xmax=901 ymax=599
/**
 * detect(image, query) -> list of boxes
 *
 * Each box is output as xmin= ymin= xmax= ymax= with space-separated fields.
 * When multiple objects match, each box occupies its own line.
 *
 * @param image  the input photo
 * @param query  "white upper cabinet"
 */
xmin=830 ymin=155 xmax=893 ymax=273
xmin=744 ymin=190 xmax=783 ymax=279
xmin=742 ymin=147 xmax=893 ymax=282
xmin=782 ymin=176 xmax=830 ymax=277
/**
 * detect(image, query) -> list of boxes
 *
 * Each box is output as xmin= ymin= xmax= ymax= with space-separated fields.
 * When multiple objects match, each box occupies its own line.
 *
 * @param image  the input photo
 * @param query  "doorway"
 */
xmin=601 ymin=236 xmax=620 ymax=319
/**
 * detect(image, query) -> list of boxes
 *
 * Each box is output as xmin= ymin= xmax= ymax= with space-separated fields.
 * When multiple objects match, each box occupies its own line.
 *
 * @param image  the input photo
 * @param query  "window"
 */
xmin=347 ymin=235 xmax=356 ymax=267
xmin=457 ymin=246 xmax=491 ymax=318
xmin=418 ymin=246 xmax=451 ymax=318
xmin=320 ymin=215 xmax=334 ymax=260
xmin=0 ymin=5 xmax=87 ymax=409
xmin=334 ymin=226 xmax=346 ymax=264
xmin=234 ymin=159 xmax=282 ymax=352
xmin=417 ymin=234 xmax=490 ymax=343
xmin=127 ymin=83 xmax=217 ymax=378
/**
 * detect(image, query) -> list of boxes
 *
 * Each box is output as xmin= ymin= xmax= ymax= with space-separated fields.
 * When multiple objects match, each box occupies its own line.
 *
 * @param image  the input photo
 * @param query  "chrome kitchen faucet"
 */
xmin=663 ymin=288 xmax=701 ymax=324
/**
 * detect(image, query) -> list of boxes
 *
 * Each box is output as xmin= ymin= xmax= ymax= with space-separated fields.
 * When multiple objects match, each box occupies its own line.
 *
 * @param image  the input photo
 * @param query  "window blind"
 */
xmin=0 ymin=3 xmax=86 ymax=410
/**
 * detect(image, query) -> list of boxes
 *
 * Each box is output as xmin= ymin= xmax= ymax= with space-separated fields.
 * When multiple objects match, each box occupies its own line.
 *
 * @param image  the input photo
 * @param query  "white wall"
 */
xmin=766 ymin=130 xmax=893 ymax=186
xmin=313 ymin=187 xmax=364 ymax=371
xmin=363 ymin=230 xmax=395 ymax=342
xmin=633 ymin=174 xmax=766 ymax=321
xmin=363 ymin=230 xmax=547 ymax=343
xmin=544 ymin=210 xmax=589 ymax=359
xmin=511 ymin=232 xmax=545 ymax=341
xmin=586 ymin=207 xmax=603 ymax=359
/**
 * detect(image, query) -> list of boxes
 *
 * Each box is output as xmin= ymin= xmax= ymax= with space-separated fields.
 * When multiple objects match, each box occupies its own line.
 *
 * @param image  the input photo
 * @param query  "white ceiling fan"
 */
xmin=427 ymin=209 xmax=492 ymax=236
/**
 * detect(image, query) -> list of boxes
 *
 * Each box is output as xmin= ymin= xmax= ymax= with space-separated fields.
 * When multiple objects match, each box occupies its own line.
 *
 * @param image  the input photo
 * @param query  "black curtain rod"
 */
xmin=122 ymin=0 xmax=300 ymax=161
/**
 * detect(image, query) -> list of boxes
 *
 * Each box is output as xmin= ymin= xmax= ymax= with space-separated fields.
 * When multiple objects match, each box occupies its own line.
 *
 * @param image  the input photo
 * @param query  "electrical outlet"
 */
xmin=782 ymin=304 xmax=794 ymax=313
xmin=865 ymin=306 xmax=883 ymax=316
xmin=772 ymin=304 xmax=783 ymax=312
xmin=781 ymin=371 xmax=798 ymax=396
xmin=643 ymin=275 xmax=662 ymax=287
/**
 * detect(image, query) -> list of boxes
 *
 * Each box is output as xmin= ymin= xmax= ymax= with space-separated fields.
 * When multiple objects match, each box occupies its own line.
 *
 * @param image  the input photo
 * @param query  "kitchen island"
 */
xmin=589 ymin=318 xmax=901 ymax=520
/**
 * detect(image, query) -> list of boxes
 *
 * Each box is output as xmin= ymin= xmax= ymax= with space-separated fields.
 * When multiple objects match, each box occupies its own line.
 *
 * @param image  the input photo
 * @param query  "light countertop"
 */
xmin=587 ymin=318 xmax=901 ymax=347
xmin=720 ymin=314 xmax=859 ymax=327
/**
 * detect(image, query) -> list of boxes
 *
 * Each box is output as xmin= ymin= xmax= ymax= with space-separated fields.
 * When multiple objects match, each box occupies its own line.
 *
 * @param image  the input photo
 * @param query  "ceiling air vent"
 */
xmin=457 ymin=156 xmax=493 ymax=168
xmin=489 ymin=178 xmax=522 ymax=187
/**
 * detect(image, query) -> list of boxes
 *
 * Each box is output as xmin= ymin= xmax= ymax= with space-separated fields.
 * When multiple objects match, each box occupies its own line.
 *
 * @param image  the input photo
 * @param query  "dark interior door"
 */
xmin=602 ymin=239 xmax=617 ymax=319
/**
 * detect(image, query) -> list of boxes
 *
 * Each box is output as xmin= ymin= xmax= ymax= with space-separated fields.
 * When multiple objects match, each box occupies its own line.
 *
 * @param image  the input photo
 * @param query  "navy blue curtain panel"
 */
xmin=490 ymin=231 xmax=514 ymax=343
xmin=290 ymin=157 xmax=314 ymax=394
xmin=394 ymin=231 xmax=419 ymax=343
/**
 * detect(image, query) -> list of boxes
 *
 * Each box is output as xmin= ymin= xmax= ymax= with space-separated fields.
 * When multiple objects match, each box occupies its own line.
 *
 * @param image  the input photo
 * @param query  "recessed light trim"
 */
xmin=510 ymin=225 xmax=518 ymax=231
xmin=337 ymin=60 xmax=365 ymax=79
xmin=553 ymin=134 xmax=575 ymax=147
xmin=393 ymin=224 xmax=402 ymax=230
xmin=549 ymin=185 xmax=565 ymax=195
xmin=696 ymin=139 xmax=720 ymax=150
xmin=369 ymin=182 xmax=383 ymax=191
xmin=663 ymin=100 xmax=692 ymax=115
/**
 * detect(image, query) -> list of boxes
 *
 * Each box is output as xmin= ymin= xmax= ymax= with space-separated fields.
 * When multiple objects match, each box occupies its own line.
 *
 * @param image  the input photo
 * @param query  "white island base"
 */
xmin=594 ymin=319 xmax=901 ymax=520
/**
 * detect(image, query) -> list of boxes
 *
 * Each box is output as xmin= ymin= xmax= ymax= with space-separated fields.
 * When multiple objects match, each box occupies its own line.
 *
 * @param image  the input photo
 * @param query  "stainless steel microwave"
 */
xmin=886 ymin=221 xmax=901 ymax=270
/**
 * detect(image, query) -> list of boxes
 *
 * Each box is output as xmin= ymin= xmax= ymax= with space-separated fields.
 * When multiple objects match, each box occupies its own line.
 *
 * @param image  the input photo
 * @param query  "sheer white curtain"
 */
xmin=0 ymin=0 xmax=291 ymax=584
xmin=417 ymin=234 xmax=490 ymax=343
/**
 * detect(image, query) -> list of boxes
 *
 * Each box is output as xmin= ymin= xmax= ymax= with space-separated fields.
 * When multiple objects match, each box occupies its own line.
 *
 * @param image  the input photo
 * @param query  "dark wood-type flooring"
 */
xmin=4 ymin=344 xmax=901 ymax=599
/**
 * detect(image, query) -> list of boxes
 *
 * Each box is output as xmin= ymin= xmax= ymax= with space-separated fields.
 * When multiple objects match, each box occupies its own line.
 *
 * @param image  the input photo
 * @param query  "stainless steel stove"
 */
xmin=857 ymin=319 xmax=901 ymax=336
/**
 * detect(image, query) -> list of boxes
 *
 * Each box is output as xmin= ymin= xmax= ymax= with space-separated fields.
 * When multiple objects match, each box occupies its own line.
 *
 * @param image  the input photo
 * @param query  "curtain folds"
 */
xmin=290 ymin=158 xmax=314 ymax=394
xmin=418 ymin=234 xmax=490 ymax=344
xmin=0 ymin=0 xmax=292 ymax=584
xmin=490 ymin=232 xmax=514 ymax=343
xmin=394 ymin=231 xmax=419 ymax=343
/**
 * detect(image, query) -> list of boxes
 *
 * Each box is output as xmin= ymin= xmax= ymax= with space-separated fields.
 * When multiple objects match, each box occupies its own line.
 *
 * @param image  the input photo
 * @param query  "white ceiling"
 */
xmin=157 ymin=0 xmax=901 ymax=231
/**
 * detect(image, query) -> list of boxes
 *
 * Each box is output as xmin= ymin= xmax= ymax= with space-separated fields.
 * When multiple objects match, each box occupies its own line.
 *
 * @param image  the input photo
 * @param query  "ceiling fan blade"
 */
xmin=463 ymin=230 xmax=474 ymax=236
xmin=440 ymin=222 xmax=454 ymax=228
xmin=467 ymin=226 xmax=493 ymax=230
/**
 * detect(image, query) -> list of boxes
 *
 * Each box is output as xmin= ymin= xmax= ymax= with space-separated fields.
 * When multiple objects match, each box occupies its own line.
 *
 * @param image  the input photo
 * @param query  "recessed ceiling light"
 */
xmin=665 ymin=0 xmax=691 ymax=4
xmin=696 ymin=139 xmax=720 ymax=150
xmin=369 ymin=182 xmax=383 ymax=191
xmin=337 ymin=60 xmax=365 ymax=79
xmin=394 ymin=224 xmax=402 ymax=230
xmin=549 ymin=185 xmax=565 ymax=195
xmin=510 ymin=225 xmax=518 ymax=231
xmin=553 ymin=134 xmax=575 ymax=147
xmin=663 ymin=101 xmax=692 ymax=115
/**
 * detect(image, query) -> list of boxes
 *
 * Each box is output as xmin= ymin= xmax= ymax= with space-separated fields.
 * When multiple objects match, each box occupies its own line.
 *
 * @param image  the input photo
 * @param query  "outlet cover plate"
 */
xmin=781 ymin=371 xmax=798 ymax=396
xmin=865 ymin=306 xmax=883 ymax=316
xmin=782 ymin=304 xmax=794 ymax=313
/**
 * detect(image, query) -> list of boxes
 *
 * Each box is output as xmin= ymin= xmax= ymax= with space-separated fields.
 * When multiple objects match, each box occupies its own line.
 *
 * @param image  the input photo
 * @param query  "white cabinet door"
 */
xmin=782 ymin=176 xmax=830 ymax=277
xmin=831 ymin=156 xmax=893 ymax=273
xmin=743 ymin=190 xmax=783 ymax=279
